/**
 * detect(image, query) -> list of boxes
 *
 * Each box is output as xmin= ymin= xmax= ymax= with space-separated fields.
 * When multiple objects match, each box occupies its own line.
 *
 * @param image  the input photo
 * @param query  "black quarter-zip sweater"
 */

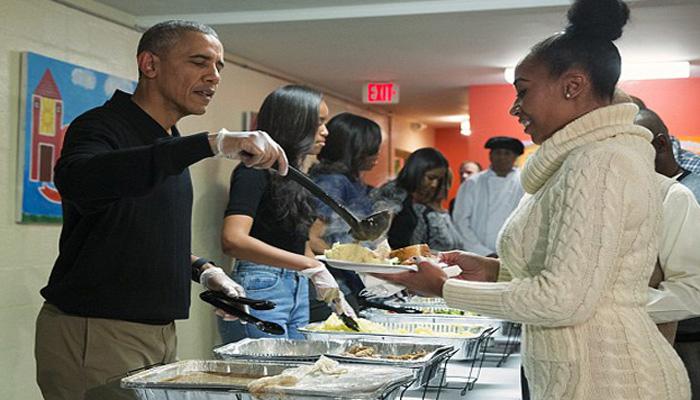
xmin=41 ymin=90 xmax=214 ymax=324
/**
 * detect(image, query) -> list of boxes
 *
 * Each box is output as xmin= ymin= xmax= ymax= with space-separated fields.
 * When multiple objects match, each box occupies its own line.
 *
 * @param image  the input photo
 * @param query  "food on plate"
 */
xmin=343 ymin=344 xmax=428 ymax=360
xmin=389 ymin=244 xmax=433 ymax=264
xmin=308 ymin=314 xmax=481 ymax=338
xmin=324 ymin=242 xmax=397 ymax=264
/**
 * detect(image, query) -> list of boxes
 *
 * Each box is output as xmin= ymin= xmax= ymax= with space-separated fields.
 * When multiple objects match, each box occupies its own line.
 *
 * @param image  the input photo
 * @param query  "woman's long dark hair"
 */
xmin=527 ymin=0 xmax=630 ymax=101
xmin=396 ymin=148 xmax=450 ymax=203
xmin=255 ymin=85 xmax=322 ymax=233
xmin=309 ymin=112 xmax=381 ymax=180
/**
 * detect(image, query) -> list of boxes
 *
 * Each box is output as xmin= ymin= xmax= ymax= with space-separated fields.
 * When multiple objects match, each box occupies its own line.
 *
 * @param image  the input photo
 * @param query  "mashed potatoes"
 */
xmin=308 ymin=314 xmax=388 ymax=333
xmin=323 ymin=243 xmax=397 ymax=265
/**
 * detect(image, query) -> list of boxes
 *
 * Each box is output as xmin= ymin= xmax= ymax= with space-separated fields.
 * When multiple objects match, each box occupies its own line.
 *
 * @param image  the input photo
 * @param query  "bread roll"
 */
xmin=389 ymin=244 xmax=431 ymax=263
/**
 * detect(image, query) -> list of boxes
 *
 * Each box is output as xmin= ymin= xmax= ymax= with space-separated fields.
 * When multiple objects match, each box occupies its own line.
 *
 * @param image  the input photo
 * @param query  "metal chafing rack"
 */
xmin=381 ymin=296 xmax=522 ymax=367
xmin=121 ymin=359 xmax=414 ymax=400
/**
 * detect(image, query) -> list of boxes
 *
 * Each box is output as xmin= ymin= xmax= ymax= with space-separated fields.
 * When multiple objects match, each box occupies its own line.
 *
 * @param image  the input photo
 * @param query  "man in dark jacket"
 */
xmin=35 ymin=20 xmax=287 ymax=400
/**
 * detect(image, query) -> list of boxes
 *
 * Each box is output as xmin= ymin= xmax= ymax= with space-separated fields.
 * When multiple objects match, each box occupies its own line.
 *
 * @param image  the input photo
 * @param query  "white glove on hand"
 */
xmin=332 ymin=294 xmax=357 ymax=318
xmin=200 ymin=266 xmax=248 ymax=321
xmin=214 ymin=129 xmax=289 ymax=175
xmin=299 ymin=265 xmax=356 ymax=317
xmin=299 ymin=264 xmax=339 ymax=303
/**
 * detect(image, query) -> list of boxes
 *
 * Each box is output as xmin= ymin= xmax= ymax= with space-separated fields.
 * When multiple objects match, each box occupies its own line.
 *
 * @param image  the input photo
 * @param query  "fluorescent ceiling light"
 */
xmin=503 ymin=61 xmax=690 ymax=84
xmin=439 ymin=115 xmax=468 ymax=123
xmin=504 ymin=67 xmax=515 ymax=84
xmin=460 ymin=116 xmax=471 ymax=136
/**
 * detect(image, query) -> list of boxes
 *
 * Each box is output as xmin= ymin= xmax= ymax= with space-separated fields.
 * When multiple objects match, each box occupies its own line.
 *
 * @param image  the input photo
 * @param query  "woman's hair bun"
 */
xmin=565 ymin=0 xmax=630 ymax=41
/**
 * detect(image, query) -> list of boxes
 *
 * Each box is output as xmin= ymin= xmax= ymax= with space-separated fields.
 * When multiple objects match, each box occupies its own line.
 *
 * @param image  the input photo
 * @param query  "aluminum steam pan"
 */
xmin=362 ymin=309 xmax=504 ymax=326
xmin=386 ymin=296 xmax=449 ymax=308
xmin=215 ymin=338 xmax=451 ymax=367
xmin=214 ymin=338 xmax=346 ymax=362
xmin=121 ymin=359 xmax=413 ymax=400
xmin=327 ymin=339 xmax=452 ymax=366
xmin=328 ymin=339 xmax=453 ymax=390
xmin=300 ymin=321 xmax=495 ymax=360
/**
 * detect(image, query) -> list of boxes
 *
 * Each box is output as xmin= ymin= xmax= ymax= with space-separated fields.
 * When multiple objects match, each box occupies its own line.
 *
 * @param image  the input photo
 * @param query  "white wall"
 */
xmin=0 ymin=1 xmax=435 ymax=399
xmin=0 ymin=1 xmax=139 ymax=399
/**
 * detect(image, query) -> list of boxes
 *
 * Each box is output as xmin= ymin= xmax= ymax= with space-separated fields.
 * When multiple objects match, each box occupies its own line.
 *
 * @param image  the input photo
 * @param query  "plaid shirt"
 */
xmin=671 ymin=136 xmax=700 ymax=174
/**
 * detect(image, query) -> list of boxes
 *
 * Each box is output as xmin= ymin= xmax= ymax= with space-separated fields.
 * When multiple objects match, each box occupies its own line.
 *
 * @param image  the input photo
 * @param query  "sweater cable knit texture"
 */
xmin=443 ymin=103 xmax=690 ymax=399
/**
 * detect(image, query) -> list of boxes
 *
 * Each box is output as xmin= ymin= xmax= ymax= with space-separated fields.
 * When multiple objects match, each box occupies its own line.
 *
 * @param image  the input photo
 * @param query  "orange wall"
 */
xmin=436 ymin=84 xmax=526 ymax=203
xmin=619 ymin=78 xmax=700 ymax=137
xmin=435 ymin=78 xmax=700 ymax=203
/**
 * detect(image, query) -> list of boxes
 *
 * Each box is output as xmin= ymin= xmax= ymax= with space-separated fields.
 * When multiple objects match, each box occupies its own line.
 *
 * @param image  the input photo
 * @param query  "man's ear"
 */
xmin=561 ymin=69 xmax=587 ymax=100
xmin=137 ymin=51 xmax=159 ymax=79
xmin=654 ymin=133 xmax=671 ymax=152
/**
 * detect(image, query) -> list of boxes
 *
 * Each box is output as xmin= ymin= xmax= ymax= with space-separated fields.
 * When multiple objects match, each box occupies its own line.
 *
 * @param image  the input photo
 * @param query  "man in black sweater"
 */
xmin=34 ymin=20 xmax=288 ymax=400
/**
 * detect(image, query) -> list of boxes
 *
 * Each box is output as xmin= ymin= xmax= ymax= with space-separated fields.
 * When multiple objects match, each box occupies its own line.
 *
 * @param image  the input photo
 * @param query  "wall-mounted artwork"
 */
xmin=16 ymin=52 xmax=135 ymax=223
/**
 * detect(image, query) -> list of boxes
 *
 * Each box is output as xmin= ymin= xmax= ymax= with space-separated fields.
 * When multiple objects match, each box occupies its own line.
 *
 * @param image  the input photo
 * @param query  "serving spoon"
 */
xmin=285 ymin=166 xmax=391 ymax=241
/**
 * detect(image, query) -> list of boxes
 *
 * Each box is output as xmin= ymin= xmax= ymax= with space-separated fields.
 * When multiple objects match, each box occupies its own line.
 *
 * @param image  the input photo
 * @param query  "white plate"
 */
xmin=317 ymin=256 xmax=418 ymax=273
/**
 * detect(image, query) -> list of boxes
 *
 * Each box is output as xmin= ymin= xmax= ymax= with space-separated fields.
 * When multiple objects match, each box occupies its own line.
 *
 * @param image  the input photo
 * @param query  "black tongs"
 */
xmin=201 ymin=290 xmax=276 ymax=310
xmin=360 ymin=298 xmax=422 ymax=314
xmin=332 ymin=298 xmax=360 ymax=331
xmin=199 ymin=291 xmax=285 ymax=335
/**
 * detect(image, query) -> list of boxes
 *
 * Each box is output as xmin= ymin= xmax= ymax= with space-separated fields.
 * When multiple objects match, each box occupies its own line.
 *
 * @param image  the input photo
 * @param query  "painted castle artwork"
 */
xmin=18 ymin=52 xmax=135 ymax=223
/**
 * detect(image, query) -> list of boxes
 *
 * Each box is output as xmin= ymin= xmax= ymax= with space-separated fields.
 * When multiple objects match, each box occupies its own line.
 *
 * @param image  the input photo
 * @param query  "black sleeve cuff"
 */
xmin=191 ymin=257 xmax=214 ymax=283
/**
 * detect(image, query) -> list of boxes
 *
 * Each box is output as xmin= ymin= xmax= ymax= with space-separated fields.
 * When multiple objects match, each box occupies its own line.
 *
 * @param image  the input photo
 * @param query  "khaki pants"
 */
xmin=35 ymin=303 xmax=177 ymax=400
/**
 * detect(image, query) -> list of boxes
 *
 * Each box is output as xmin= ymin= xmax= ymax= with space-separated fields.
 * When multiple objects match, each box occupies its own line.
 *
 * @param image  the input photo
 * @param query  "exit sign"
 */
xmin=363 ymin=82 xmax=399 ymax=104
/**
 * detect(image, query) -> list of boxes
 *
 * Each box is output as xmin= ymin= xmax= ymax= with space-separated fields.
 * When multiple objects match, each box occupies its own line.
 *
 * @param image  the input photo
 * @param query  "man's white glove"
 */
xmin=200 ymin=266 xmax=248 ymax=321
xmin=213 ymin=129 xmax=289 ymax=175
xmin=299 ymin=264 xmax=356 ymax=318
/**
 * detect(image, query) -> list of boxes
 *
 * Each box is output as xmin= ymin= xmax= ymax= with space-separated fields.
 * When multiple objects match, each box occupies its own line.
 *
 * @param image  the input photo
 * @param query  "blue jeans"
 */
xmin=217 ymin=261 xmax=309 ymax=344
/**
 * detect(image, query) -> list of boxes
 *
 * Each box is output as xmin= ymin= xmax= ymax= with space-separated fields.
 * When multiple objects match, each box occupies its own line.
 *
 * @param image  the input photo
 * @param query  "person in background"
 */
xmin=372 ymin=147 xmax=464 ymax=252
xmin=219 ymin=85 xmax=354 ymax=343
xmin=448 ymin=160 xmax=482 ymax=214
xmin=377 ymin=0 xmax=690 ymax=398
xmin=307 ymin=112 xmax=382 ymax=320
xmin=635 ymin=108 xmax=700 ymax=200
xmin=632 ymin=95 xmax=700 ymax=174
xmin=635 ymin=107 xmax=700 ymax=397
xmin=672 ymin=136 xmax=700 ymax=174
xmin=35 ymin=20 xmax=288 ymax=400
xmin=452 ymin=136 xmax=524 ymax=257
xmin=459 ymin=160 xmax=482 ymax=182
xmin=308 ymin=112 xmax=382 ymax=252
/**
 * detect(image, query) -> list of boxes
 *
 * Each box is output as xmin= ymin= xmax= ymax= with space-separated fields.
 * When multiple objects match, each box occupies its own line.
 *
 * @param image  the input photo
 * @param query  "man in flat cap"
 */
xmin=453 ymin=136 xmax=525 ymax=259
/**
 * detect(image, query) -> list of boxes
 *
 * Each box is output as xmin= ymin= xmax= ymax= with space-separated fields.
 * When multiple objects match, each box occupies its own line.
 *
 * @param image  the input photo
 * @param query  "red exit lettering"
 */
xmin=363 ymin=82 xmax=399 ymax=104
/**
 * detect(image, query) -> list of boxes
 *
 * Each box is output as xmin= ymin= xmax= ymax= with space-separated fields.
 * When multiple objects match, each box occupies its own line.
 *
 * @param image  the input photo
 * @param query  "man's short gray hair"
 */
xmin=137 ymin=20 xmax=218 ymax=57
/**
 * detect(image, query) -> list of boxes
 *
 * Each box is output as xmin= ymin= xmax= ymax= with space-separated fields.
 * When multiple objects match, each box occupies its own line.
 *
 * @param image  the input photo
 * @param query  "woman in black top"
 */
xmin=372 ymin=148 xmax=464 ymax=251
xmin=218 ymin=85 xmax=353 ymax=342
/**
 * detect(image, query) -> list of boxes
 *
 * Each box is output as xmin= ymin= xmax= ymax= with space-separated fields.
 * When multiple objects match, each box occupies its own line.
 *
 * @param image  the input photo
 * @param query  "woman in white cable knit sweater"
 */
xmin=378 ymin=0 xmax=690 ymax=399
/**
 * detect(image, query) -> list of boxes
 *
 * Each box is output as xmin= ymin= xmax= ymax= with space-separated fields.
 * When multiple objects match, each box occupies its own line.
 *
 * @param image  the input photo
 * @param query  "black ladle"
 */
xmin=285 ymin=166 xmax=391 ymax=241
xmin=200 ymin=291 xmax=285 ymax=335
